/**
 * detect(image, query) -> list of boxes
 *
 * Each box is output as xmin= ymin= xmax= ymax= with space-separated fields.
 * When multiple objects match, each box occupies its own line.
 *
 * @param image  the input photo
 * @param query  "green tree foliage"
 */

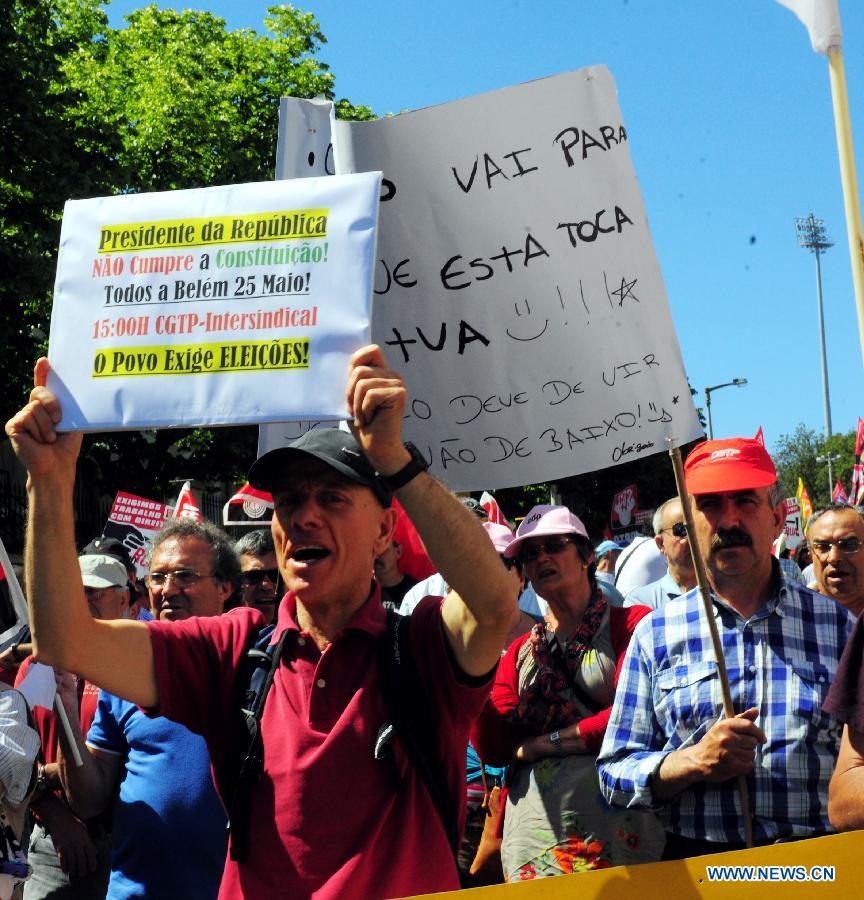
xmin=1 ymin=0 xmax=114 ymax=409
xmin=3 ymin=1 xmax=372 ymax=499
xmin=772 ymin=424 xmax=856 ymax=508
xmin=58 ymin=3 xmax=372 ymax=193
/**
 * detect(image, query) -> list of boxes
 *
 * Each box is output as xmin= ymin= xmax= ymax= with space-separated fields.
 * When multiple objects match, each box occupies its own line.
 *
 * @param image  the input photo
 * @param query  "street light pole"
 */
xmin=817 ymin=452 xmax=842 ymax=499
xmin=704 ymin=379 xmax=748 ymax=440
xmin=795 ymin=214 xmax=834 ymax=438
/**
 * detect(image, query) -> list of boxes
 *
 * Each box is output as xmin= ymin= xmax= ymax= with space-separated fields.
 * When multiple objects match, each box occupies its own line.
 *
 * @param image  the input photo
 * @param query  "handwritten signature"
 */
xmin=611 ymin=440 xmax=655 ymax=462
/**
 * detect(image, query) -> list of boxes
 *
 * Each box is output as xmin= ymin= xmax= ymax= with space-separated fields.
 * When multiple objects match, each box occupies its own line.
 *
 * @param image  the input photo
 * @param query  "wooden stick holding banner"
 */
xmin=827 ymin=46 xmax=864 ymax=365
xmin=52 ymin=695 xmax=84 ymax=767
xmin=668 ymin=446 xmax=753 ymax=848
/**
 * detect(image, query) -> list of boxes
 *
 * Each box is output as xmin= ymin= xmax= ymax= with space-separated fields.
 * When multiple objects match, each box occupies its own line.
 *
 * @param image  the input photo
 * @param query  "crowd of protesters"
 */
xmin=0 ymin=345 xmax=861 ymax=899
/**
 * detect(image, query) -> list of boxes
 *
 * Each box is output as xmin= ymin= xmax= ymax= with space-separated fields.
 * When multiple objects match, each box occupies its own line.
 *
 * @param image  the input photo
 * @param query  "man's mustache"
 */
xmin=711 ymin=528 xmax=752 ymax=551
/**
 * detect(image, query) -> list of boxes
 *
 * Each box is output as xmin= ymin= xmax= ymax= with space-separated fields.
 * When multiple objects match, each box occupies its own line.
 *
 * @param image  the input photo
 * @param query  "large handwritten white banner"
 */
xmin=48 ymin=174 xmax=381 ymax=430
xmin=272 ymin=67 xmax=703 ymax=490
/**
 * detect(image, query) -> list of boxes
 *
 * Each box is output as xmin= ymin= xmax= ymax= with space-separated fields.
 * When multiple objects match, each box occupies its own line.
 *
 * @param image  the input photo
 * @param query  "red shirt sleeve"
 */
xmin=147 ymin=607 xmax=264 ymax=746
xmin=471 ymin=634 xmax=529 ymax=766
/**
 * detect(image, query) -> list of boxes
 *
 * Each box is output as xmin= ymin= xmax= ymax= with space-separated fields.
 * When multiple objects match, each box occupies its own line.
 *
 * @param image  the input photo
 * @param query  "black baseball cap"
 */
xmin=247 ymin=429 xmax=393 ymax=507
xmin=82 ymin=536 xmax=135 ymax=573
xmin=460 ymin=498 xmax=488 ymax=519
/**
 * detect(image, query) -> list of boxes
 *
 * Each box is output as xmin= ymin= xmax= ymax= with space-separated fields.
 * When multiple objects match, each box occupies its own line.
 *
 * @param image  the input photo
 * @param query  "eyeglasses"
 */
xmin=240 ymin=568 xmax=280 ymax=586
xmin=145 ymin=569 xmax=215 ymax=589
xmin=500 ymin=556 xmax=519 ymax=571
xmin=520 ymin=536 xmax=576 ymax=563
xmin=810 ymin=537 xmax=864 ymax=558
xmin=661 ymin=522 xmax=687 ymax=539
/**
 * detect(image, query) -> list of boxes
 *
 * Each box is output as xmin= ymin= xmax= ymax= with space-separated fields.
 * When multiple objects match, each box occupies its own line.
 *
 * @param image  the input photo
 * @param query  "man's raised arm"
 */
xmin=346 ymin=345 xmax=516 ymax=677
xmin=5 ymin=358 xmax=157 ymax=706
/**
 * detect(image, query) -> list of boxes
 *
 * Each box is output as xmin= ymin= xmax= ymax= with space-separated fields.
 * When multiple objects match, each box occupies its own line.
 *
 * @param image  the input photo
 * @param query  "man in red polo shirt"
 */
xmin=7 ymin=344 xmax=517 ymax=899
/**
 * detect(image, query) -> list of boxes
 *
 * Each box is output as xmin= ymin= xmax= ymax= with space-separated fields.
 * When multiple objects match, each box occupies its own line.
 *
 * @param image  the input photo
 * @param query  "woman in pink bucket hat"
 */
xmin=473 ymin=505 xmax=665 ymax=881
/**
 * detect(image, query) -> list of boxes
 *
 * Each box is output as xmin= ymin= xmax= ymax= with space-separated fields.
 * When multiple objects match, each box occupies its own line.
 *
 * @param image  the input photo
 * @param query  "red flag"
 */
xmin=479 ymin=491 xmax=507 ymax=525
xmin=172 ymin=481 xmax=202 ymax=522
xmin=222 ymin=483 xmax=273 ymax=526
xmin=391 ymin=498 xmax=435 ymax=581
xmin=832 ymin=480 xmax=849 ymax=503
xmin=754 ymin=426 xmax=765 ymax=447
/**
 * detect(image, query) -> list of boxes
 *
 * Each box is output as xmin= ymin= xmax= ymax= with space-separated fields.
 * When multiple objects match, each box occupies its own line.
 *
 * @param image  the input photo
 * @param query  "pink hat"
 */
xmin=503 ymin=504 xmax=589 ymax=559
xmin=483 ymin=521 xmax=515 ymax=554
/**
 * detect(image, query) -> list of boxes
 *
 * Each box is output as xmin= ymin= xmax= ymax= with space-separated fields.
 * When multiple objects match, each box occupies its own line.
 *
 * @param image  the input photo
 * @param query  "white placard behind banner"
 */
xmin=783 ymin=497 xmax=804 ymax=550
xmin=49 ymin=174 xmax=381 ymax=431
xmin=272 ymin=68 xmax=703 ymax=490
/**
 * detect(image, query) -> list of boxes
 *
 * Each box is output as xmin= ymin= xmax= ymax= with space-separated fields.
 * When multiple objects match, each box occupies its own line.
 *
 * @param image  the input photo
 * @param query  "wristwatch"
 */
xmin=379 ymin=442 xmax=428 ymax=491
xmin=549 ymin=730 xmax=562 ymax=751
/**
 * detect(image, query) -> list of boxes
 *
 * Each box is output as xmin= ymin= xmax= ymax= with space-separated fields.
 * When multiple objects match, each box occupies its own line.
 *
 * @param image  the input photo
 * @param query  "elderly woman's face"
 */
xmin=521 ymin=535 xmax=589 ymax=596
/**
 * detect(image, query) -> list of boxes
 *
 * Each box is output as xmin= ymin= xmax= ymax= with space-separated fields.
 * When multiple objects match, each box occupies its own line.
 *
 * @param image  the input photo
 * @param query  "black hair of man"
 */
xmin=234 ymin=529 xmax=276 ymax=559
xmin=151 ymin=519 xmax=241 ymax=588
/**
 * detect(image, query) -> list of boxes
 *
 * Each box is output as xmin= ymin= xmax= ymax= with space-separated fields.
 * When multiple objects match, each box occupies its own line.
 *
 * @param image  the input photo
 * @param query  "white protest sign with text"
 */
xmin=103 ymin=491 xmax=173 ymax=578
xmin=49 ymin=174 xmax=381 ymax=431
xmin=321 ymin=67 xmax=701 ymax=490
xmin=783 ymin=497 xmax=804 ymax=550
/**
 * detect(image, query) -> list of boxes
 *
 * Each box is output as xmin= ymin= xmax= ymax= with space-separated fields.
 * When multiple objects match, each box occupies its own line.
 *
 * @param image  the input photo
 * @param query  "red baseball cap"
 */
xmin=684 ymin=438 xmax=777 ymax=494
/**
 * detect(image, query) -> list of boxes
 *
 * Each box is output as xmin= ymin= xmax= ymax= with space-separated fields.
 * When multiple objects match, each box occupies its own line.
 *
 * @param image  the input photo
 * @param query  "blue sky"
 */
xmin=110 ymin=0 xmax=864 ymax=458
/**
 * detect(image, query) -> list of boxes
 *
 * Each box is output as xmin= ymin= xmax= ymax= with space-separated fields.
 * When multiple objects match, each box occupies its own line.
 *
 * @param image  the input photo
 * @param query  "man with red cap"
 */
xmin=598 ymin=438 xmax=855 ymax=859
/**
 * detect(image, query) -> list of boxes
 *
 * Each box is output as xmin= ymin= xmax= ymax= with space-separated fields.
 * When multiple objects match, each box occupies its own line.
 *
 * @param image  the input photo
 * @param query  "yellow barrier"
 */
xmin=409 ymin=832 xmax=863 ymax=898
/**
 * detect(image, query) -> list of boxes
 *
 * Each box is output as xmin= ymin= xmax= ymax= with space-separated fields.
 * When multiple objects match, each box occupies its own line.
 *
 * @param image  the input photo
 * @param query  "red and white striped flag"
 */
xmin=479 ymin=491 xmax=507 ymax=525
xmin=851 ymin=418 xmax=864 ymax=505
xmin=172 ymin=481 xmax=203 ymax=522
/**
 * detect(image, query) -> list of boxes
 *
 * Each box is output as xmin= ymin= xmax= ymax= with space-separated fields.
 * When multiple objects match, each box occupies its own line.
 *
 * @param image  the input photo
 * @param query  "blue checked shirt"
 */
xmin=596 ymin=566 xmax=855 ymax=843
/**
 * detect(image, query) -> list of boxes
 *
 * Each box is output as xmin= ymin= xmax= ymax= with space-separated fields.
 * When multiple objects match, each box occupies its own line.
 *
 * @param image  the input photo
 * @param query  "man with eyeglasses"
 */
xmin=598 ymin=437 xmax=855 ymax=859
xmin=7 ymin=344 xmax=517 ymax=899
xmin=235 ymin=529 xmax=280 ymax=625
xmin=807 ymin=503 xmax=864 ymax=618
xmin=623 ymin=498 xmax=696 ymax=610
xmin=51 ymin=519 xmax=238 ymax=899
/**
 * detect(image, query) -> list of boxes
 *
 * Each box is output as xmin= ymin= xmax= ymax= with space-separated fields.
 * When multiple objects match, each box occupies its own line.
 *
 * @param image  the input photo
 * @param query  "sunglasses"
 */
xmin=500 ymin=556 xmax=519 ymax=571
xmin=661 ymin=522 xmax=687 ymax=539
xmin=810 ymin=537 xmax=864 ymax=558
xmin=240 ymin=568 xmax=280 ymax=586
xmin=519 ymin=535 xmax=576 ymax=563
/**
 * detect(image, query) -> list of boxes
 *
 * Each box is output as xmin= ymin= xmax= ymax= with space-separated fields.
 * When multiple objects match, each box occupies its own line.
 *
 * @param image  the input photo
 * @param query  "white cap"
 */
xmin=79 ymin=555 xmax=127 ymax=589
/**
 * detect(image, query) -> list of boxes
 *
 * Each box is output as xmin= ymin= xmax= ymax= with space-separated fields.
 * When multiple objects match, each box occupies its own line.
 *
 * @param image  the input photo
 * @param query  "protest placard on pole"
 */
xmin=102 ymin=491 xmax=173 ymax=578
xmin=273 ymin=67 xmax=703 ymax=491
xmin=783 ymin=497 xmax=804 ymax=550
xmin=48 ymin=173 xmax=381 ymax=431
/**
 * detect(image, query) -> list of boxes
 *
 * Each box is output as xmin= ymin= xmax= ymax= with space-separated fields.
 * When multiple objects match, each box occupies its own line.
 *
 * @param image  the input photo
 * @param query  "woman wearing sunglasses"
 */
xmin=473 ymin=504 xmax=664 ymax=881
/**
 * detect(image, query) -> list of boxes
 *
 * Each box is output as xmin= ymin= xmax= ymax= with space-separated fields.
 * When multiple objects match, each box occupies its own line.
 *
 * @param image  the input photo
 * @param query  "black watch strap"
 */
xmin=380 ymin=442 xmax=428 ymax=491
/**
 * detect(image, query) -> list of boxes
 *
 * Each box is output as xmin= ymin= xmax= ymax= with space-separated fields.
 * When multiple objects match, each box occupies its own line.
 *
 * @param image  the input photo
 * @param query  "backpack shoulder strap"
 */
xmin=226 ymin=623 xmax=287 ymax=862
xmin=376 ymin=609 xmax=459 ymax=857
